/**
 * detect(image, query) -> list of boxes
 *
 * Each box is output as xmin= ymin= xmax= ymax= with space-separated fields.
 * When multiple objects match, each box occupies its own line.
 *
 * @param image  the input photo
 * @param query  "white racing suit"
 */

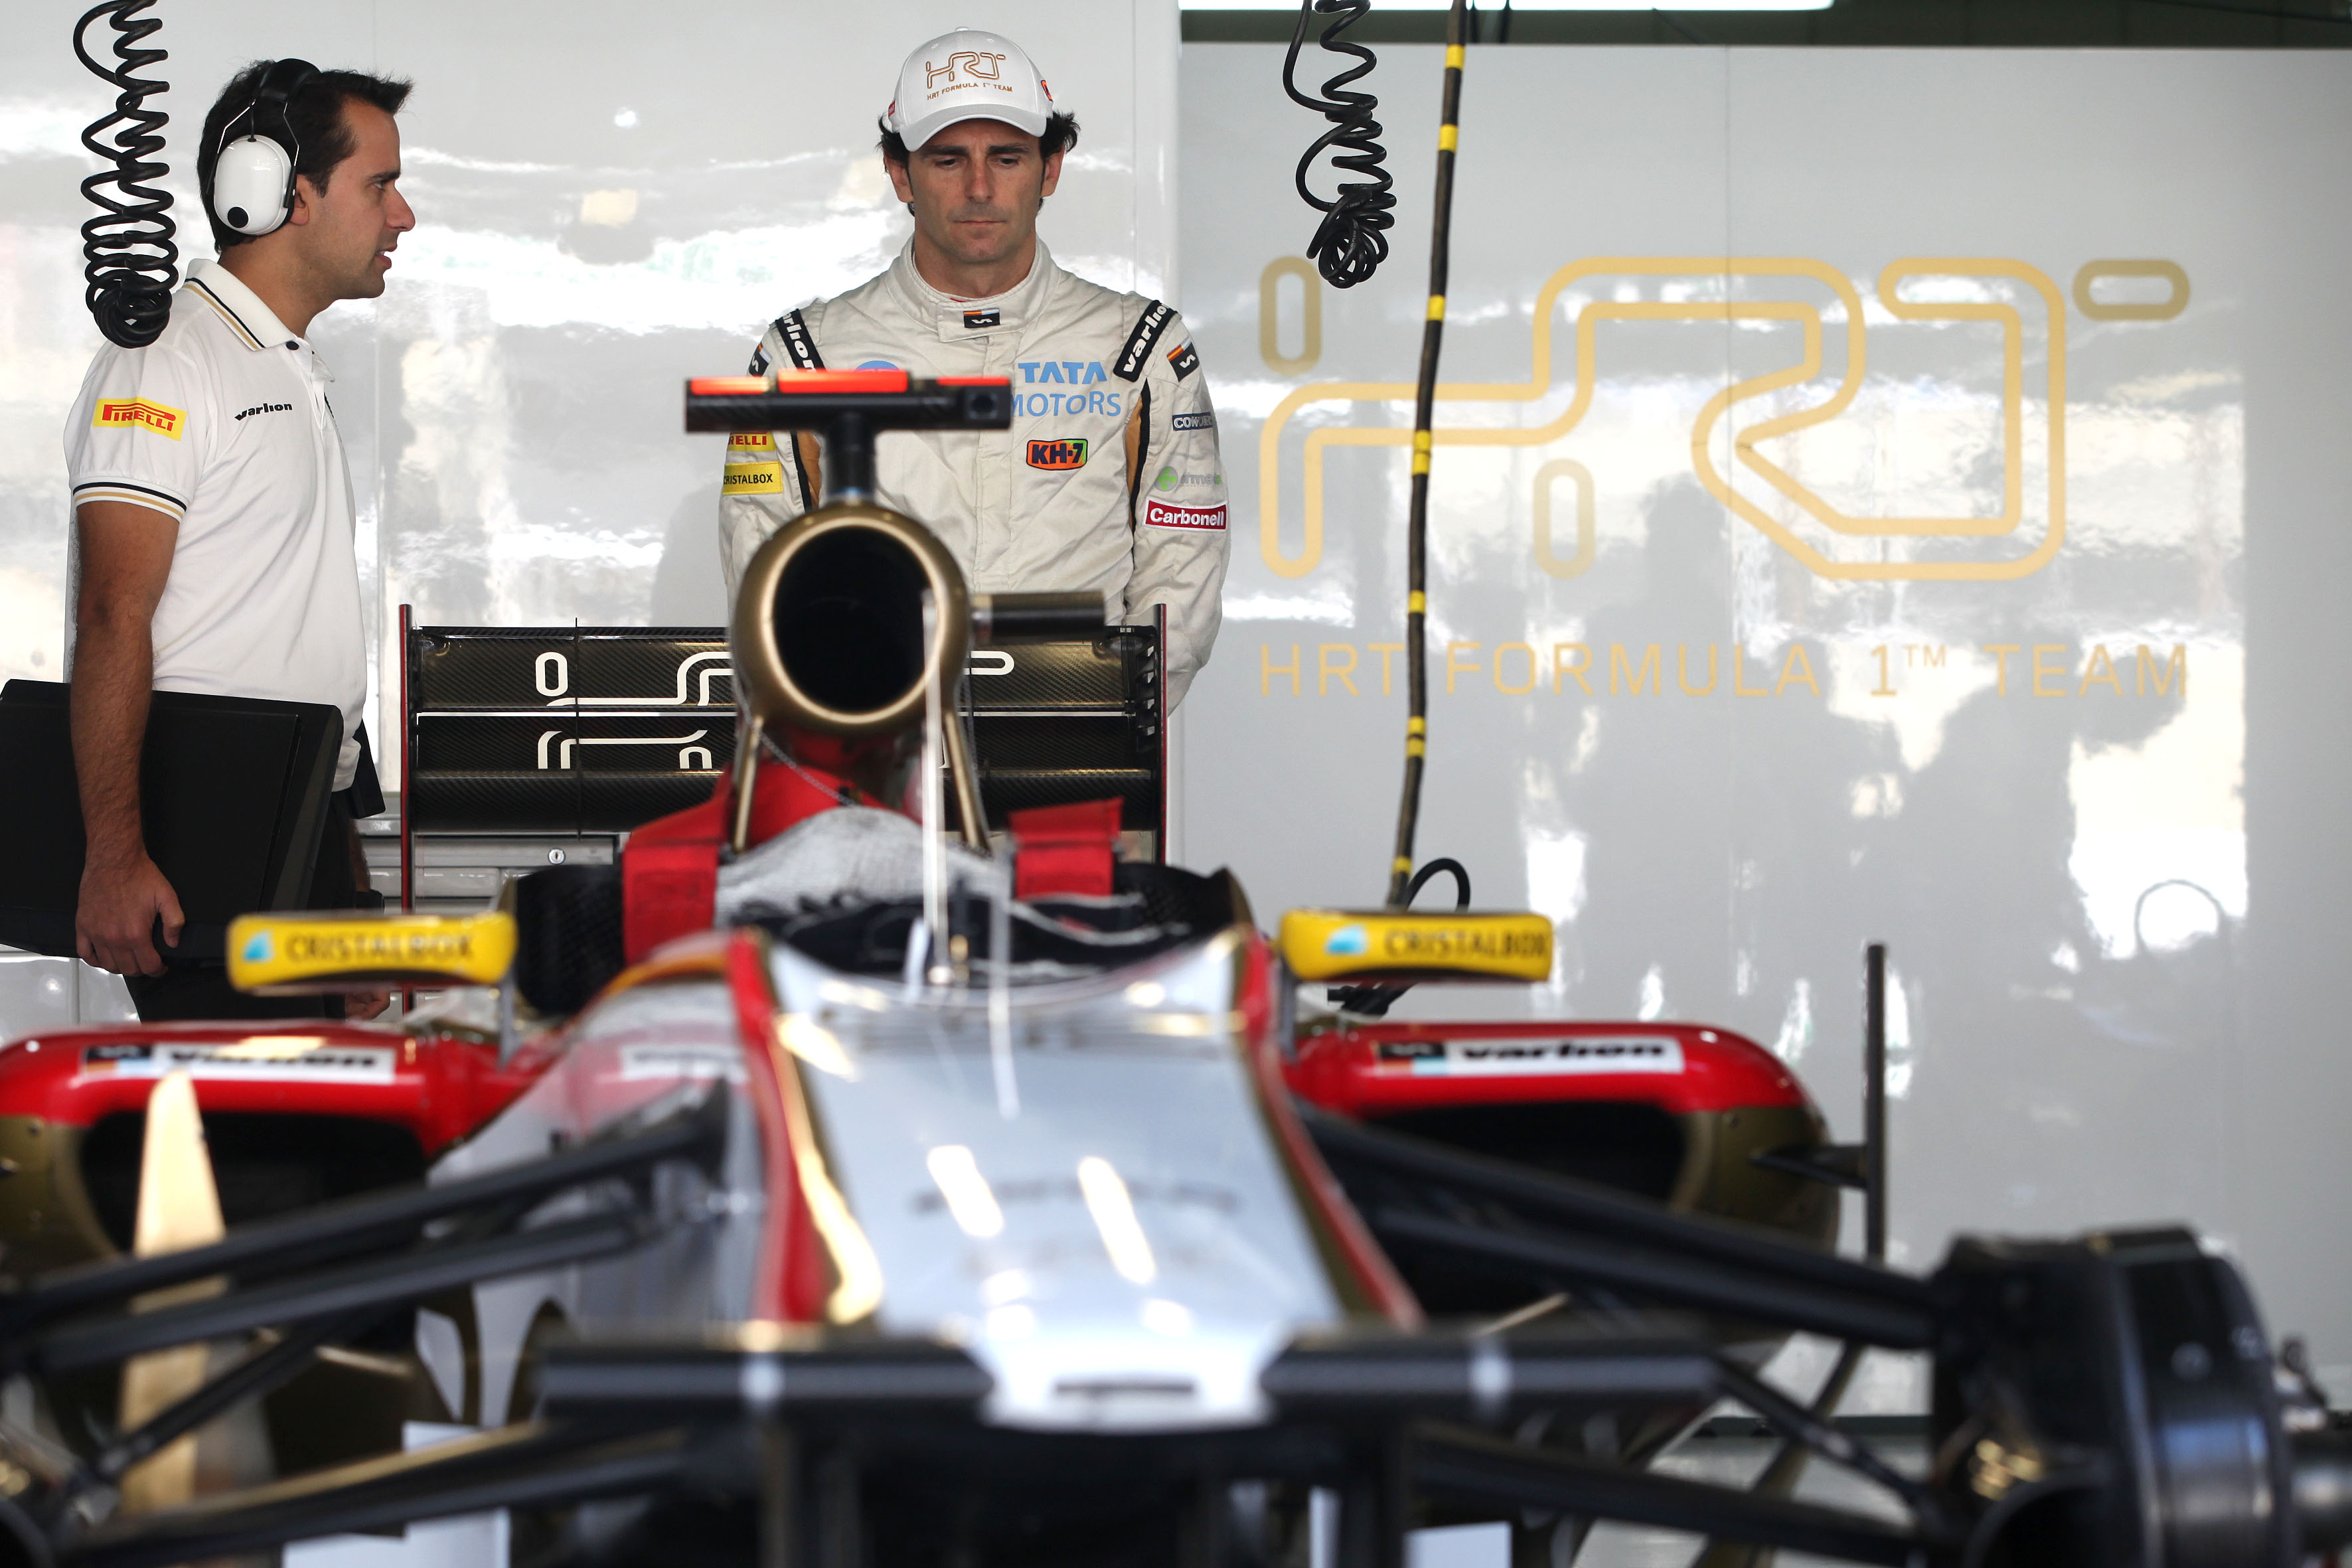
xmin=718 ymin=241 xmax=1228 ymax=706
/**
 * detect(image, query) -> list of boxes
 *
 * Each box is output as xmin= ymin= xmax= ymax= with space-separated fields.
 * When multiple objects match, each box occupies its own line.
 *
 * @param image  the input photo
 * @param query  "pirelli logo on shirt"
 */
xmin=723 ymin=461 xmax=785 ymax=495
xmin=1144 ymin=499 xmax=1226 ymax=532
xmin=1026 ymin=437 xmax=1088 ymax=471
xmin=728 ymin=432 xmax=777 ymax=453
xmin=93 ymin=397 xmax=187 ymax=440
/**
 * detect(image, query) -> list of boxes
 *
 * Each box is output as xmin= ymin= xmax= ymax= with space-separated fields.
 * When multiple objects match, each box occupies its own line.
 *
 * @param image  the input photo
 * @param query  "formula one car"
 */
xmin=0 ymin=376 xmax=2343 ymax=1568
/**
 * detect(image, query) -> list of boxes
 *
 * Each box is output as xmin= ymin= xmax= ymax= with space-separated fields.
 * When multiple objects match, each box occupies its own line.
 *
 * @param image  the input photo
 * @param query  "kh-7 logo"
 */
xmin=1028 ymin=437 xmax=1088 ymax=471
xmin=1258 ymin=256 xmax=2187 ymax=583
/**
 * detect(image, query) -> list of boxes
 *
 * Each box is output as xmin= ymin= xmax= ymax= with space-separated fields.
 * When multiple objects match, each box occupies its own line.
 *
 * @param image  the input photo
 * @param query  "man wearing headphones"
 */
xmin=62 ymin=60 xmax=414 ymax=1018
xmin=720 ymin=31 xmax=1229 ymax=707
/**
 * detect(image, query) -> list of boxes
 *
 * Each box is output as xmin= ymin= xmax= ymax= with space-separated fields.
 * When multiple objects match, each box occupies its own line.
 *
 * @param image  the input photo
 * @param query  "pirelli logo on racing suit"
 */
xmin=1167 ymin=341 xmax=1200 ymax=379
xmin=724 ymin=461 xmax=785 ymax=495
xmin=1027 ymin=437 xmax=1088 ymax=471
xmin=728 ymin=432 xmax=776 ymax=452
xmin=1114 ymin=300 xmax=1174 ymax=381
xmin=93 ymin=397 xmax=187 ymax=440
xmin=1144 ymin=499 xmax=1226 ymax=532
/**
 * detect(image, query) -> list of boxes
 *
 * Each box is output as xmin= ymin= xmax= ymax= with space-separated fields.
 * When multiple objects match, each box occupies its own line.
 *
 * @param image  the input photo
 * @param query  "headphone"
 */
xmin=210 ymin=58 xmax=319 ymax=238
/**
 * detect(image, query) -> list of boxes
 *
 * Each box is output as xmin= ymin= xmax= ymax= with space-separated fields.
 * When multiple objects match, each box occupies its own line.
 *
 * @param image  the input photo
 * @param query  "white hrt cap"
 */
xmin=883 ymin=29 xmax=1054 ymax=151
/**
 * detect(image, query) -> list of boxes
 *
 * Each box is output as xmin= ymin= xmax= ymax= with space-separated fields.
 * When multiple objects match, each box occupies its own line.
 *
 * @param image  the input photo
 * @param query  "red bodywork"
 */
xmin=1285 ymin=1020 xmax=1804 ymax=1119
xmin=0 ymin=1022 xmax=536 ymax=1159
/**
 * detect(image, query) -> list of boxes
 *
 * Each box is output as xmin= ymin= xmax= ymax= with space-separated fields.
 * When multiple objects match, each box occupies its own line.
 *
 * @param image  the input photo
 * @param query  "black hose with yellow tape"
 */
xmin=1384 ymin=6 xmax=1467 ymax=909
xmin=228 ymin=911 xmax=516 ymax=993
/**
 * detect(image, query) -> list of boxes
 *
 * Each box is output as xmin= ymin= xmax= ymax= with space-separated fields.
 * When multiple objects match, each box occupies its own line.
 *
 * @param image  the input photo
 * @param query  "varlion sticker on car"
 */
xmin=80 ymin=1041 xmax=400 ymax=1083
xmin=1026 ymin=437 xmax=1088 ymax=471
xmin=619 ymin=1044 xmax=745 ymax=1083
xmin=1144 ymin=499 xmax=1227 ymax=531
xmin=92 ymin=398 xmax=187 ymax=439
xmin=1170 ymin=411 xmax=1215 ymax=431
xmin=724 ymin=461 xmax=785 ymax=495
xmin=1373 ymin=1037 xmax=1686 ymax=1077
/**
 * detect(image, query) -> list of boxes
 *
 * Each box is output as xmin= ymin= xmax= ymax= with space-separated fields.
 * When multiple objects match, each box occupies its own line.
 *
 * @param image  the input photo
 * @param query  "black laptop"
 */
xmin=0 ymin=681 xmax=343 ymax=964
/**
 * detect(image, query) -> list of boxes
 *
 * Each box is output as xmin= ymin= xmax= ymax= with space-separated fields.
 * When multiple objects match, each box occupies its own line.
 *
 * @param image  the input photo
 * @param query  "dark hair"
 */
xmin=878 ymin=110 xmax=1079 ymax=169
xmin=198 ymin=62 xmax=413 ymax=252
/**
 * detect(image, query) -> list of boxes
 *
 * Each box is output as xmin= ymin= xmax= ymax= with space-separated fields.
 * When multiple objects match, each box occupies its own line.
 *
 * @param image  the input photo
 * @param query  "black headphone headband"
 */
xmin=219 ymin=57 xmax=319 ymax=160
xmin=248 ymin=58 xmax=319 ymax=149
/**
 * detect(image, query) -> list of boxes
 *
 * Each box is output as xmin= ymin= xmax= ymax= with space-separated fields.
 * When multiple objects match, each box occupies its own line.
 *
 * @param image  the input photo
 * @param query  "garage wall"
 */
xmin=1178 ymin=44 xmax=2352 ymax=1380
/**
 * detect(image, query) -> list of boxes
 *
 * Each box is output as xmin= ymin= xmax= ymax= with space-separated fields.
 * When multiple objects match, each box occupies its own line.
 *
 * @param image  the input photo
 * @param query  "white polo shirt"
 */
xmin=64 ymin=260 xmax=366 ymax=791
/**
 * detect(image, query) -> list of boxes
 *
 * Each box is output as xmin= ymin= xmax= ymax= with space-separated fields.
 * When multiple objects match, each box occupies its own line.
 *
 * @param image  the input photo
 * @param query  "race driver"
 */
xmin=718 ymin=30 xmax=1227 ymax=706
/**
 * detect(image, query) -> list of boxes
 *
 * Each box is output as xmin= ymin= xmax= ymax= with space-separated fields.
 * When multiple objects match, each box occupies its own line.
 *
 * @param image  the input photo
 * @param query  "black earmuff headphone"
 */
xmin=210 ymin=58 xmax=320 ymax=238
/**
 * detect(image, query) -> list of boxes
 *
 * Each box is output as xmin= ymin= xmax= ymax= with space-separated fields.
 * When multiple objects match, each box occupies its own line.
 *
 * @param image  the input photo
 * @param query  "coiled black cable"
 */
xmin=1283 ymin=0 xmax=1395 ymax=289
xmin=76 ymin=0 xmax=178 ymax=349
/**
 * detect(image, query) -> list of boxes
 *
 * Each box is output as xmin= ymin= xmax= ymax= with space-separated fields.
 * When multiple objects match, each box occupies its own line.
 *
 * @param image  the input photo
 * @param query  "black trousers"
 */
xmin=125 ymin=791 xmax=383 ymax=1022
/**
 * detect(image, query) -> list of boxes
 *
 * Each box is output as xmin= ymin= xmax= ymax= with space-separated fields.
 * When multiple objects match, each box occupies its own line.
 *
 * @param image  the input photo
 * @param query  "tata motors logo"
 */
xmin=1027 ymin=437 xmax=1088 ymax=471
xmin=1325 ymin=923 xmax=1370 ymax=957
xmin=241 ymin=930 xmax=274 ymax=964
xmin=93 ymin=397 xmax=185 ymax=440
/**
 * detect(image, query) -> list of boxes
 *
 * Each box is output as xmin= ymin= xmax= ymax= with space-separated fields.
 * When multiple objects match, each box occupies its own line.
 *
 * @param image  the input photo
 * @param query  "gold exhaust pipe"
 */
xmin=728 ymin=503 xmax=988 ymax=854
